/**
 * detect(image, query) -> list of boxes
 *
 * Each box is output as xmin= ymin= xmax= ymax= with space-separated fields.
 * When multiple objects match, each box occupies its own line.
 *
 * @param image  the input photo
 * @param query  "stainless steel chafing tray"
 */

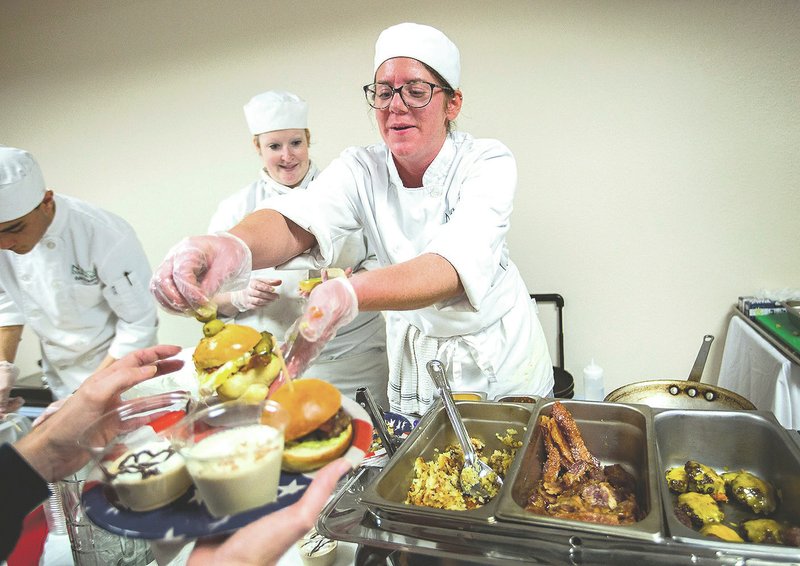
xmin=654 ymin=408 xmax=800 ymax=560
xmin=359 ymin=400 xmax=534 ymax=528
xmin=495 ymin=399 xmax=664 ymax=542
xmin=318 ymin=403 xmax=800 ymax=565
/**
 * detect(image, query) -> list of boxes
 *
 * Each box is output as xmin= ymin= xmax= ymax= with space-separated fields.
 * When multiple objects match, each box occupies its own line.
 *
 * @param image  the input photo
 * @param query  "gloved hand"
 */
xmin=150 ymin=232 xmax=252 ymax=316
xmin=230 ymin=278 xmax=282 ymax=312
xmin=279 ymin=278 xmax=359 ymax=383
xmin=299 ymin=277 xmax=359 ymax=342
xmin=0 ymin=361 xmax=24 ymax=416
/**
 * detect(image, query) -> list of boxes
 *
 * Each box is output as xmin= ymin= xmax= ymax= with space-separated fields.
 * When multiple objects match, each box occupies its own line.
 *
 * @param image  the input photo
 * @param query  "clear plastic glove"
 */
xmin=230 ymin=278 xmax=282 ymax=312
xmin=299 ymin=277 xmax=359 ymax=342
xmin=150 ymin=232 xmax=252 ymax=316
xmin=279 ymin=278 xmax=359 ymax=383
xmin=0 ymin=361 xmax=24 ymax=416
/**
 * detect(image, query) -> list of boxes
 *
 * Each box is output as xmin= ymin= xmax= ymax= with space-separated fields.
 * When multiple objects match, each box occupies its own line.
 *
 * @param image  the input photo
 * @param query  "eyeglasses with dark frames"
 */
xmin=363 ymin=80 xmax=454 ymax=110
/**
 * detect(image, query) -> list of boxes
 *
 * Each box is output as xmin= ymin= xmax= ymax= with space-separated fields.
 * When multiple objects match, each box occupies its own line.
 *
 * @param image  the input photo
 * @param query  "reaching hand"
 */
xmin=150 ymin=233 xmax=252 ymax=316
xmin=13 ymin=345 xmax=184 ymax=482
xmin=230 ymin=278 xmax=282 ymax=312
xmin=299 ymin=277 xmax=359 ymax=343
xmin=278 ymin=278 xmax=359 ymax=384
xmin=187 ymin=458 xmax=352 ymax=566
xmin=0 ymin=361 xmax=23 ymax=417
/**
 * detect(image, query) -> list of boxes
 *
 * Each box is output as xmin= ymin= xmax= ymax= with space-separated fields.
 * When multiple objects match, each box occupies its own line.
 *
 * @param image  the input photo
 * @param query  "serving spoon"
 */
xmin=426 ymin=360 xmax=501 ymax=501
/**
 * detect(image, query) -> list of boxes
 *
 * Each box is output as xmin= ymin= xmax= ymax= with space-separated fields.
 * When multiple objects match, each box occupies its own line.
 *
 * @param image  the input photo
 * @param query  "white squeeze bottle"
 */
xmin=583 ymin=359 xmax=605 ymax=401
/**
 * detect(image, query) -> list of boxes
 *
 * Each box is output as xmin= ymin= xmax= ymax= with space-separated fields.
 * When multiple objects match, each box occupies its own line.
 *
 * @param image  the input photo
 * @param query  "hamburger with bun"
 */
xmin=193 ymin=321 xmax=282 ymax=401
xmin=271 ymin=378 xmax=353 ymax=472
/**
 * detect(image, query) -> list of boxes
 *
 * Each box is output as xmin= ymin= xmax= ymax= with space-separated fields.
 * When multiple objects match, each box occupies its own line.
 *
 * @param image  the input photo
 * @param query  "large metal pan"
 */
xmin=604 ymin=335 xmax=756 ymax=410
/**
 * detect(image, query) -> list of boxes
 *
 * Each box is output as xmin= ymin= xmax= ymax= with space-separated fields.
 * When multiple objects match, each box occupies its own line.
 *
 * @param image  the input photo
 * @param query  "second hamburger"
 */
xmin=271 ymin=378 xmax=353 ymax=472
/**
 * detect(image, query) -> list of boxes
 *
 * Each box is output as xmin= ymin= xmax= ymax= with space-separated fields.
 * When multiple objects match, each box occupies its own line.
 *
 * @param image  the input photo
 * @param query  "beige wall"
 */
xmin=2 ymin=0 xmax=798 ymax=395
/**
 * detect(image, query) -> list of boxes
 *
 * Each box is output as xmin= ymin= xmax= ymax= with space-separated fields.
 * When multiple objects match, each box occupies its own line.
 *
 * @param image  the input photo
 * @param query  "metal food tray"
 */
xmin=319 ymin=466 xmax=800 ymax=565
xmin=495 ymin=399 xmax=664 ymax=542
xmin=318 ymin=400 xmax=800 ymax=565
xmin=359 ymin=400 xmax=534 ymax=529
xmin=654 ymin=408 xmax=800 ymax=561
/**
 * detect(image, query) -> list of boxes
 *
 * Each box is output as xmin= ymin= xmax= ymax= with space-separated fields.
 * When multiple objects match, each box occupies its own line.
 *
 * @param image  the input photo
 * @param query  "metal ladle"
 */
xmin=426 ymin=360 xmax=501 ymax=501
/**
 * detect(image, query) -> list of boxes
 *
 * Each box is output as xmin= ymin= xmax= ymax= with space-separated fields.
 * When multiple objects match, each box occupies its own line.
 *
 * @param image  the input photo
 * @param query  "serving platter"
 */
xmin=82 ymin=396 xmax=372 ymax=540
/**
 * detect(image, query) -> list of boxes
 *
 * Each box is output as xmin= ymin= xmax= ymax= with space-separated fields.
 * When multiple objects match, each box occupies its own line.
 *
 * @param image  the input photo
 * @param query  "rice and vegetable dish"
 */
xmin=405 ymin=429 xmax=521 ymax=510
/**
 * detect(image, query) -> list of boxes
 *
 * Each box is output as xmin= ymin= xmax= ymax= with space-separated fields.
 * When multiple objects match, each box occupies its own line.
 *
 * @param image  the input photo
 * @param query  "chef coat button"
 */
xmin=21 ymin=274 xmax=31 ymax=282
xmin=46 ymin=241 xmax=56 ymax=249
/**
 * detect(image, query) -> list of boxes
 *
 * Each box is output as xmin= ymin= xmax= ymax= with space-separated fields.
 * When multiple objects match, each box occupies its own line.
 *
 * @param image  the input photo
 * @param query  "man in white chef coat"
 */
xmin=0 ymin=146 xmax=158 ymax=414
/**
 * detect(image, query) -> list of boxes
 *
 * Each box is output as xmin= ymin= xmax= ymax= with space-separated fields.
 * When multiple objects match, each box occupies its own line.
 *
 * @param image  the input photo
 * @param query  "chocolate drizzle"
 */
xmin=114 ymin=446 xmax=176 ymax=479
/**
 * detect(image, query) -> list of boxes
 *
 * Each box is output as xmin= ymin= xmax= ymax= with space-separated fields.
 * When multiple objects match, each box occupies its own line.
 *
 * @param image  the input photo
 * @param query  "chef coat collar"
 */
xmin=259 ymin=161 xmax=319 ymax=195
xmin=386 ymin=133 xmax=456 ymax=195
xmin=37 ymin=193 xmax=68 ymax=246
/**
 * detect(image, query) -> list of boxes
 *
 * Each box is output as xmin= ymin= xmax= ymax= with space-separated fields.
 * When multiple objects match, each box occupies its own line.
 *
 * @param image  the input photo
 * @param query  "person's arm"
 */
xmin=187 ymin=458 xmax=351 ymax=565
xmin=0 ymin=325 xmax=24 ymax=414
xmin=0 ymin=443 xmax=51 ymax=561
xmin=350 ymin=253 xmax=463 ymax=311
xmin=230 ymin=209 xmax=317 ymax=271
xmin=0 ymin=324 xmax=23 ymax=362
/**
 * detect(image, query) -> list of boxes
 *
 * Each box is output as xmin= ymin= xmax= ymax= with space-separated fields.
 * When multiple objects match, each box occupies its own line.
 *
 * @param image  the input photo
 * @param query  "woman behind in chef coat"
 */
xmin=151 ymin=23 xmax=554 ymax=415
xmin=207 ymin=90 xmax=390 ymax=408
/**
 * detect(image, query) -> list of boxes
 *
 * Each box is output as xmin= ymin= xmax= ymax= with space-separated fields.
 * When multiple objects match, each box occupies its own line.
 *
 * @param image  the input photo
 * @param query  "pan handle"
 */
xmin=687 ymin=335 xmax=714 ymax=382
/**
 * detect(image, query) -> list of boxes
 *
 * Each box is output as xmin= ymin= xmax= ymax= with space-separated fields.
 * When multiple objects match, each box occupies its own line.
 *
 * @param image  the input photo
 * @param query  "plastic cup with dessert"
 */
xmin=166 ymin=398 xmax=289 ymax=518
xmin=77 ymin=391 xmax=194 ymax=512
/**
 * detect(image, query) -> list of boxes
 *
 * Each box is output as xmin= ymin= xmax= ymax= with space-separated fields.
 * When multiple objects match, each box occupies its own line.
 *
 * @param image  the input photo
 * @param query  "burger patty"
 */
xmin=296 ymin=408 xmax=352 ymax=442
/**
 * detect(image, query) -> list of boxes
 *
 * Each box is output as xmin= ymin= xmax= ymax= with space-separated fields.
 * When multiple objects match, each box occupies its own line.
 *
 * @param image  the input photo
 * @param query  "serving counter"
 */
xmin=317 ymin=399 xmax=800 ymax=565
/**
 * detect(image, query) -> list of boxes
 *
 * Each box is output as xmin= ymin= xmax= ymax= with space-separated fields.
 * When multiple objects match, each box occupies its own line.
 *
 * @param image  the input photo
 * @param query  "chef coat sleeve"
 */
xmin=264 ymin=159 xmax=364 ymax=270
xmin=208 ymin=191 xmax=245 ymax=234
xmin=98 ymin=233 xmax=158 ymax=359
xmin=0 ymin=281 xmax=26 ymax=327
xmin=423 ymin=140 xmax=517 ymax=310
xmin=0 ymin=443 xmax=51 ymax=561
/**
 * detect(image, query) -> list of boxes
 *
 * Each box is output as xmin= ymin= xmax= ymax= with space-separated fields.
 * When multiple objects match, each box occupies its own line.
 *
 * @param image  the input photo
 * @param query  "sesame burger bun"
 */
xmin=271 ymin=378 xmax=353 ymax=472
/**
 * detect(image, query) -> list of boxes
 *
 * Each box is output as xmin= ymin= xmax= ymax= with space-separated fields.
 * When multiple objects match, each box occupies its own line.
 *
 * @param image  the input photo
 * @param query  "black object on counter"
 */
xmin=530 ymin=294 xmax=574 ymax=398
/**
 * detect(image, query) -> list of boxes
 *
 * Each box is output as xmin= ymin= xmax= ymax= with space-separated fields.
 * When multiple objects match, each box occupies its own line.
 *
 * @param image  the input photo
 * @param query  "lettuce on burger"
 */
xmin=271 ymin=378 xmax=353 ymax=472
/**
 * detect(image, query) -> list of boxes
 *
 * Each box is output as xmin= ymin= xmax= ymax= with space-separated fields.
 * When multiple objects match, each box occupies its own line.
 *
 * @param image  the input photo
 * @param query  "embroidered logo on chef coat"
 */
xmin=444 ymin=207 xmax=455 ymax=223
xmin=71 ymin=264 xmax=99 ymax=285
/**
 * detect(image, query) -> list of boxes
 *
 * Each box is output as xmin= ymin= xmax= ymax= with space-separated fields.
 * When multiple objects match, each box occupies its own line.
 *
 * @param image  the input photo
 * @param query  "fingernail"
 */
xmin=141 ymin=364 xmax=158 ymax=376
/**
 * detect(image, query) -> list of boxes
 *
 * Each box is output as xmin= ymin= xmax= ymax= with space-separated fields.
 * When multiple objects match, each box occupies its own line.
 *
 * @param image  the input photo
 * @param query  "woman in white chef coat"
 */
xmin=207 ymin=91 xmax=390 ymax=408
xmin=0 ymin=146 xmax=158 ymax=410
xmin=151 ymin=23 xmax=554 ymax=414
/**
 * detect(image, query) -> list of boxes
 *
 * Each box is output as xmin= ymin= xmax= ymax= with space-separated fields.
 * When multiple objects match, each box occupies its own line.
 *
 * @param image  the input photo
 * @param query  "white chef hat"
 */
xmin=243 ymin=90 xmax=309 ymax=136
xmin=373 ymin=23 xmax=461 ymax=89
xmin=0 ymin=146 xmax=46 ymax=223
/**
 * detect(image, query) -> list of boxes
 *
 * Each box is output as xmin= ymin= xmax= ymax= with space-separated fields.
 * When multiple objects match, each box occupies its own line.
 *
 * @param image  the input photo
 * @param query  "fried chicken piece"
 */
xmin=541 ymin=419 xmax=562 ymax=484
xmin=551 ymin=401 xmax=600 ymax=468
xmin=544 ymin=414 xmax=575 ymax=467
